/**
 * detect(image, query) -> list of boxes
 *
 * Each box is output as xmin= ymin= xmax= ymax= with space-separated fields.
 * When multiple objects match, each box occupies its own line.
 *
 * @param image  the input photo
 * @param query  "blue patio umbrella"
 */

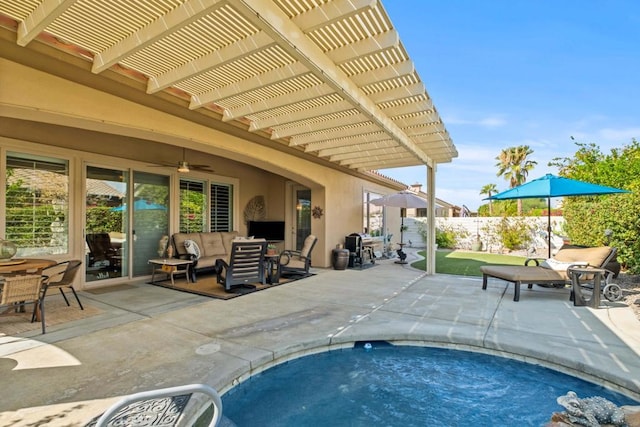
xmin=111 ymin=200 xmax=166 ymax=211
xmin=486 ymin=174 xmax=629 ymax=257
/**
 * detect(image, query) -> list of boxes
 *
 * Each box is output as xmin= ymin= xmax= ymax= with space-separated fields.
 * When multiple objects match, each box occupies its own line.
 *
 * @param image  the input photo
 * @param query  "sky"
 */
xmin=379 ymin=1 xmax=640 ymax=211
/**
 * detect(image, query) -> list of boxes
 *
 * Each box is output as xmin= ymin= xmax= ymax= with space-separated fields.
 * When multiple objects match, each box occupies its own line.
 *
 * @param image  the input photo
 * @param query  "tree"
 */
xmin=495 ymin=145 xmax=537 ymax=215
xmin=479 ymin=183 xmax=498 ymax=216
xmin=549 ymin=138 xmax=640 ymax=272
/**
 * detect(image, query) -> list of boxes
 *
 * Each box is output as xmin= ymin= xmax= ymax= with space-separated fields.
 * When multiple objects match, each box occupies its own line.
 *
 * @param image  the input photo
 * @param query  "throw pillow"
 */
xmin=183 ymin=239 xmax=201 ymax=260
xmin=540 ymin=258 xmax=587 ymax=271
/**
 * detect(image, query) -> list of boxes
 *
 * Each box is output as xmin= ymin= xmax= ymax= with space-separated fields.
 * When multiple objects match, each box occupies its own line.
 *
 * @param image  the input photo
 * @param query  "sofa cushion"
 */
xmin=221 ymin=231 xmax=240 ymax=254
xmin=200 ymin=233 xmax=225 ymax=257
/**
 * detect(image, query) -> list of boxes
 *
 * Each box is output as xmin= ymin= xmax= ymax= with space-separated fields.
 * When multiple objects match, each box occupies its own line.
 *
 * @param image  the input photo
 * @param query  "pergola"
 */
xmin=0 ymin=0 xmax=458 ymax=272
xmin=0 ymin=0 xmax=456 ymax=170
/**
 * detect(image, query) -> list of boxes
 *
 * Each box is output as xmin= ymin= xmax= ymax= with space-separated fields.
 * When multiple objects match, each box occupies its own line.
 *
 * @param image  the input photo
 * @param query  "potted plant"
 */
xmin=472 ymin=221 xmax=483 ymax=251
xmin=472 ymin=235 xmax=483 ymax=252
xmin=267 ymin=244 xmax=277 ymax=256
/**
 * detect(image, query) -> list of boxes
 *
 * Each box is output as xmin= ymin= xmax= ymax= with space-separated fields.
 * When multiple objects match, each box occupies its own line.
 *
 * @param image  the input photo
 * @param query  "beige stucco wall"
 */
xmin=0 ymin=58 xmax=400 ymax=278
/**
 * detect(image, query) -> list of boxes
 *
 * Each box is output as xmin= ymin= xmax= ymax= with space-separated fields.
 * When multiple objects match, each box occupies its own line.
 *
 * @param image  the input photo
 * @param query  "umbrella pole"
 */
xmin=547 ymin=197 xmax=552 ymax=258
xmin=395 ymin=215 xmax=408 ymax=264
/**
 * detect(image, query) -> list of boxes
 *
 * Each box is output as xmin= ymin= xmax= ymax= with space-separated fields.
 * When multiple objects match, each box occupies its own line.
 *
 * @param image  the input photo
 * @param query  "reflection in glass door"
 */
xmin=132 ymin=172 xmax=170 ymax=277
xmin=85 ymin=166 xmax=128 ymax=282
xmin=294 ymin=187 xmax=311 ymax=250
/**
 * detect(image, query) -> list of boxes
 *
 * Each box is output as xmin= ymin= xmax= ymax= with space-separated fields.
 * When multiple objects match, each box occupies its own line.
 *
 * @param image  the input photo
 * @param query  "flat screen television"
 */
xmin=248 ymin=221 xmax=285 ymax=241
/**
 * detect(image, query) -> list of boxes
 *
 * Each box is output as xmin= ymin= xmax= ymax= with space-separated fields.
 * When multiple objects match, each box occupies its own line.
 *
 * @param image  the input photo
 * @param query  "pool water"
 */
xmin=222 ymin=343 xmax=638 ymax=427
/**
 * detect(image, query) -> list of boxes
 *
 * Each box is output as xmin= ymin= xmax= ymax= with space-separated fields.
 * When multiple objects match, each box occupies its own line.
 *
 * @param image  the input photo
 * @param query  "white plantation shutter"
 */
xmin=5 ymin=153 xmax=69 ymax=256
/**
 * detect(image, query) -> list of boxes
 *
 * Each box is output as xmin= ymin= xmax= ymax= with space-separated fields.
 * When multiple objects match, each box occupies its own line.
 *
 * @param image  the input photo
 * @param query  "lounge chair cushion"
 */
xmin=481 ymin=265 xmax=567 ymax=283
xmin=553 ymin=246 xmax=612 ymax=267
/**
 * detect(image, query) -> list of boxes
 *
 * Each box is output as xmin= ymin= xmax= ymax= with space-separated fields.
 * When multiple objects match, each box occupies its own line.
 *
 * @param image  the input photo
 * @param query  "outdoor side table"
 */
xmin=149 ymin=258 xmax=193 ymax=286
xmin=264 ymin=254 xmax=280 ymax=284
xmin=568 ymin=266 xmax=606 ymax=308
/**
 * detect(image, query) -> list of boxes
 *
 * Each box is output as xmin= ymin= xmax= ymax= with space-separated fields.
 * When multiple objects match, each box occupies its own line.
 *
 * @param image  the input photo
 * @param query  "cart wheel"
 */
xmin=603 ymin=283 xmax=623 ymax=302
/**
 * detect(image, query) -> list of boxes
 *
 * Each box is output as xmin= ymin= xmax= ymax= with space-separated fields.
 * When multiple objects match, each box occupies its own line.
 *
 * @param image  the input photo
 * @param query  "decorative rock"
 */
xmin=622 ymin=405 xmax=640 ymax=427
xmin=556 ymin=391 xmax=626 ymax=427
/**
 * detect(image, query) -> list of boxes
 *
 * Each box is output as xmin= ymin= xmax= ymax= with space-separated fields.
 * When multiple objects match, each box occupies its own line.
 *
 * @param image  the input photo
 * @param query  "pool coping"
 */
xmin=1 ymin=252 xmax=639 ymax=425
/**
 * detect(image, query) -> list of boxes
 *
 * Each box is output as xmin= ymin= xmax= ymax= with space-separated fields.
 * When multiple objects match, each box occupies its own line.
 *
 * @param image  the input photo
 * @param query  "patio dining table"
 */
xmin=0 ymin=258 xmax=57 ymax=276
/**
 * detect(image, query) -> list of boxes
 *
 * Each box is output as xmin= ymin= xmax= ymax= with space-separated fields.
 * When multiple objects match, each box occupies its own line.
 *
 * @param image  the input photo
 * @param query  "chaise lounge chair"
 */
xmin=480 ymin=245 xmax=618 ymax=301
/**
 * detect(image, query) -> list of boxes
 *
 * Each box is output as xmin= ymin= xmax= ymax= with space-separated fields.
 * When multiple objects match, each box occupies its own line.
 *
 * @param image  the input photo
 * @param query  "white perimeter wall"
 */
xmin=401 ymin=216 xmax=567 ymax=255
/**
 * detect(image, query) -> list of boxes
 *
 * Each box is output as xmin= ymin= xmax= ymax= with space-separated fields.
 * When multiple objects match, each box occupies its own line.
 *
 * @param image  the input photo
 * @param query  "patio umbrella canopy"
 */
xmin=486 ymin=174 xmax=629 ymax=257
xmin=371 ymin=191 xmax=427 ymax=264
xmin=112 ymin=200 xmax=167 ymax=212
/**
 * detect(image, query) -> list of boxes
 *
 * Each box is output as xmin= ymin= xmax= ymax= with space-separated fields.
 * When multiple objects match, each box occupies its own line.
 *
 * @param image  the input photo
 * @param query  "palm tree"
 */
xmin=479 ymin=183 xmax=498 ymax=216
xmin=495 ymin=145 xmax=537 ymax=215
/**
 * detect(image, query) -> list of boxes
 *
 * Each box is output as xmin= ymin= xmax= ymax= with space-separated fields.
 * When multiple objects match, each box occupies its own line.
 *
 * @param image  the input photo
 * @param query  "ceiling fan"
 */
xmin=151 ymin=148 xmax=214 ymax=173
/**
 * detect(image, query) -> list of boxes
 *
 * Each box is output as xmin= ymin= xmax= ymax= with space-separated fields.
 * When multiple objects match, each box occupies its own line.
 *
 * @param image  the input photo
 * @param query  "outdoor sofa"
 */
xmin=480 ymin=245 xmax=617 ymax=302
xmin=171 ymin=231 xmax=239 ymax=281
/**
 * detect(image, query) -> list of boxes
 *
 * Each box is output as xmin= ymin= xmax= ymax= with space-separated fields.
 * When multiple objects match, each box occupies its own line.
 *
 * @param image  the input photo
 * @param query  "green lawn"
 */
xmin=412 ymin=250 xmax=527 ymax=277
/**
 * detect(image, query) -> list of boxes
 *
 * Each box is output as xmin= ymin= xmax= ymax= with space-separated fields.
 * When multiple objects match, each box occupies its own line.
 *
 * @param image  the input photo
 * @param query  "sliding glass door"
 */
xmin=131 ymin=172 xmax=170 ymax=276
xmin=85 ymin=166 xmax=128 ymax=282
xmin=85 ymin=167 xmax=170 ymax=282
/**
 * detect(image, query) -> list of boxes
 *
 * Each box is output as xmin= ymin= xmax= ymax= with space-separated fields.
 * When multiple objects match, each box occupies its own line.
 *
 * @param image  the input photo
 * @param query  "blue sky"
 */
xmin=380 ymin=1 xmax=640 ymax=210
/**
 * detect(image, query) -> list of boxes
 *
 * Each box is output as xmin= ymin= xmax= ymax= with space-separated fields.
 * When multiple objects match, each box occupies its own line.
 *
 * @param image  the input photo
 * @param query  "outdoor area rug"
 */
xmin=0 ymin=297 xmax=103 ymax=335
xmin=148 ymin=273 xmax=312 ymax=300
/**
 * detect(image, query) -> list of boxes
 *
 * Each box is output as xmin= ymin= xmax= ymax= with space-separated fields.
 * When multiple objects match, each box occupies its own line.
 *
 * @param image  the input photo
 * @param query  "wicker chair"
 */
xmin=1 ymin=274 xmax=46 ymax=334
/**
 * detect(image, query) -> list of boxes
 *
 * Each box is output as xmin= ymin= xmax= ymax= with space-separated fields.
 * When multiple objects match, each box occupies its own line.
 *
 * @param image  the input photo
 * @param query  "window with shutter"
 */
xmin=179 ymin=179 xmax=206 ymax=233
xmin=5 ymin=153 xmax=69 ymax=256
xmin=210 ymin=183 xmax=232 ymax=232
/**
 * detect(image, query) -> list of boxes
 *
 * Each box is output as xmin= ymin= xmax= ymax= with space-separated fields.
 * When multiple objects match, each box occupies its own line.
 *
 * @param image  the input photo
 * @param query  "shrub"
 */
xmin=495 ymin=217 xmax=533 ymax=251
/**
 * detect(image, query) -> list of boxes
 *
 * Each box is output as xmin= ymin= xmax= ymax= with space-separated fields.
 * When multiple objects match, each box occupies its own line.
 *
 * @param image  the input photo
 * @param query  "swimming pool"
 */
xmin=222 ymin=343 xmax=637 ymax=426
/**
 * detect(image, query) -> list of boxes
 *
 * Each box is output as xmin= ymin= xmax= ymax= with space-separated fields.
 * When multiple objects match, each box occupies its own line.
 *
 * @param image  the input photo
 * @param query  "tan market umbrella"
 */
xmin=371 ymin=191 xmax=427 ymax=264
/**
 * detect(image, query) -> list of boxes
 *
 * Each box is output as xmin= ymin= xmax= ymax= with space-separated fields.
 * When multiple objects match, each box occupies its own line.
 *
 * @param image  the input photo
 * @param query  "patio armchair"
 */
xmin=86 ymin=233 xmax=121 ymax=269
xmin=40 ymin=260 xmax=84 ymax=310
xmin=480 ymin=245 xmax=617 ymax=302
xmin=279 ymin=235 xmax=318 ymax=277
xmin=216 ymin=240 xmax=267 ymax=292
xmin=90 ymin=383 xmax=222 ymax=427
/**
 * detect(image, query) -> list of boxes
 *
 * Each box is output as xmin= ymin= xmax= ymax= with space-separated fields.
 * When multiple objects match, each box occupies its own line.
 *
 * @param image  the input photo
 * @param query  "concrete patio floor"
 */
xmin=1 ymin=250 xmax=640 ymax=426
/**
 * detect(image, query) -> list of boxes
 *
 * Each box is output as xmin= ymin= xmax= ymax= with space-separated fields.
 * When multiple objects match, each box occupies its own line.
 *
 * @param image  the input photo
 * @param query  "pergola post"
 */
xmin=426 ymin=165 xmax=436 ymax=274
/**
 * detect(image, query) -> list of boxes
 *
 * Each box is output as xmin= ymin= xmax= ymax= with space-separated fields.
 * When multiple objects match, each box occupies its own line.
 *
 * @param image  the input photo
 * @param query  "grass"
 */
xmin=411 ymin=249 xmax=527 ymax=277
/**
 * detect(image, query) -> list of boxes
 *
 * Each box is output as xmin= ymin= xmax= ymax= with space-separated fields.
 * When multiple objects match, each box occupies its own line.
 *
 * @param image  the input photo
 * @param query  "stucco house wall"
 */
xmin=1 ymin=58 xmax=405 ymax=287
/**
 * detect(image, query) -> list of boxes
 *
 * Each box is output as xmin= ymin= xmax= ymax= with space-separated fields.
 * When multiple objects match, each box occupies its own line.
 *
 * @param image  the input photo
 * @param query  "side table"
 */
xmin=568 ymin=266 xmax=606 ymax=308
xmin=264 ymin=254 xmax=280 ymax=284
xmin=149 ymin=258 xmax=193 ymax=286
